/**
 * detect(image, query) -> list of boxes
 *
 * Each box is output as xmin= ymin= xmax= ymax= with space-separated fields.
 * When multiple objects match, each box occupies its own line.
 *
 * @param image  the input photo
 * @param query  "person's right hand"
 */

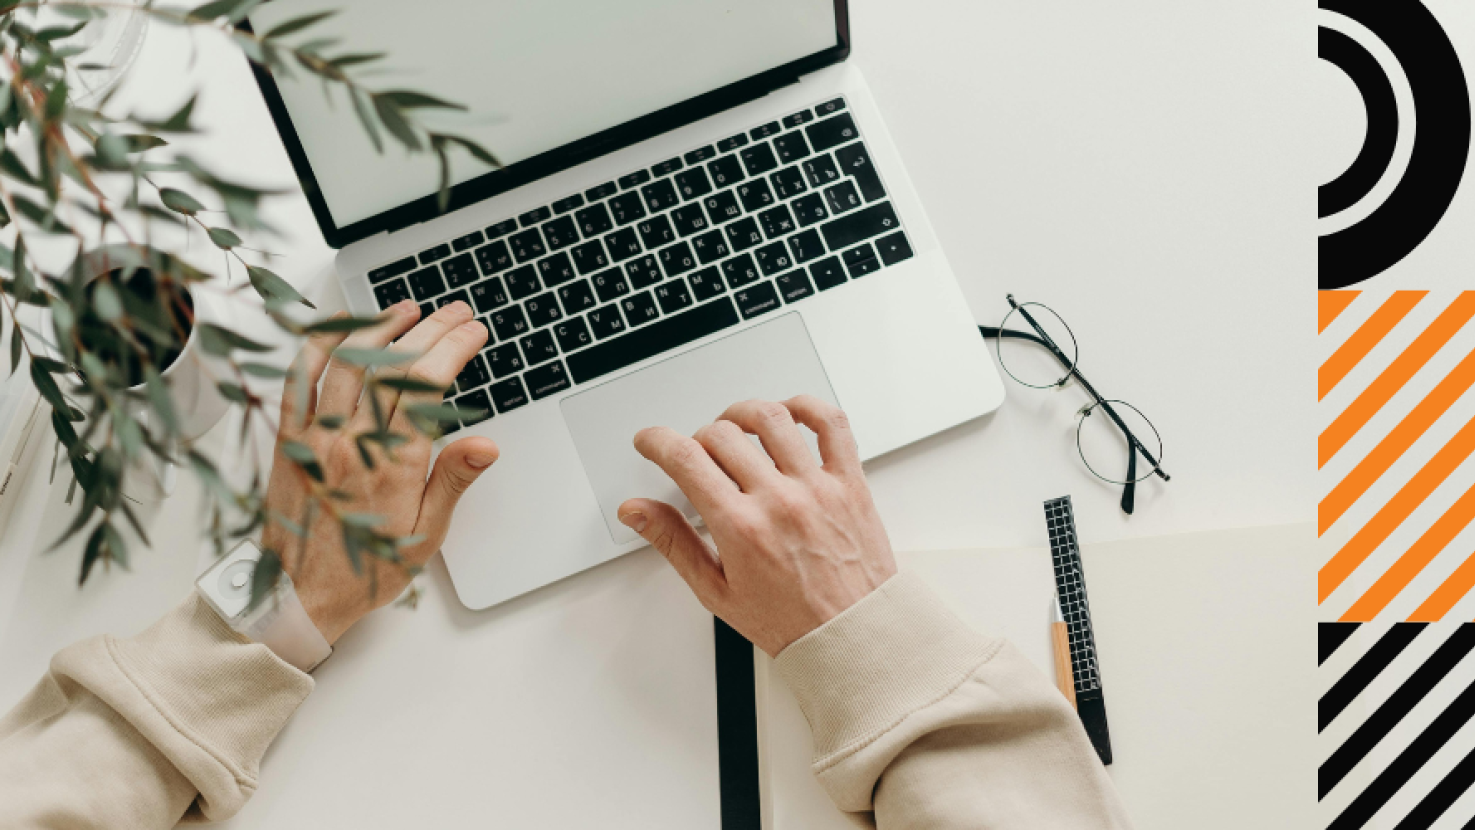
xmin=617 ymin=396 xmax=897 ymax=656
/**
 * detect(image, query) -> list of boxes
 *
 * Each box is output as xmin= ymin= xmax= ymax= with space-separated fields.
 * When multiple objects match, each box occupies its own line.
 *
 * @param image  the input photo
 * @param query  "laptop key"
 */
xmin=783 ymin=110 xmax=814 ymax=129
xmin=651 ymin=157 xmax=682 ymax=177
xmin=843 ymin=243 xmax=882 ymax=278
xmin=754 ymin=242 xmax=792 ymax=277
xmin=408 ymin=266 xmax=446 ymax=301
xmin=519 ymin=329 xmax=560 ymax=366
xmin=490 ymin=306 xmax=530 ymax=340
xmin=691 ymin=229 xmax=730 ymax=264
xmin=504 ymin=265 xmax=541 ymax=300
xmin=637 ymin=215 xmax=676 ymax=250
xmin=558 ymin=279 xmax=597 ymax=315
xmin=815 ymin=97 xmax=846 ymax=116
xmin=470 ymin=277 xmax=510 ymax=314
xmin=671 ymin=203 xmax=709 ymax=236
xmin=707 ymin=155 xmax=745 ymax=188
xmin=684 ymin=146 xmax=716 ymax=164
xmin=835 ymin=142 xmax=886 ymax=202
xmin=773 ymin=132 xmax=811 ymax=164
xmin=824 ymin=181 xmax=862 ymax=215
xmin=419 ymin=243 xmax=451 ymax=265
xmin=585 ymin=181 xmax=618 ymax=201
xmin=442 ymin=253 xmax=478 ymax=288
xmin=787 ymin=229 xmax=826 ymax=264
xmin=802 ymin=155 xmax=841 ymax=188
xmin=453 ymin=230 xmax=485 ymax=252
xmin=688 ymin=267 xmax=726 ymax=301
xmin=792 ymin=193 xmax=829 ymax=228
xmin=570 ymin=239 xmax=609 ymax=275
xmin=567 ymin=297 xmax=740 ymax=385
xmin=554 ymin=317 xmax=593 ymax=352
xmin=618 ymin=169 xmax=651 ymax=189
xmin=776 ymin=270 xmax=815 ymax=304
xmin=659 ymin=241 xmax=697 ymax=277
xmin=474 ymin=317 xmax=495 ymax=347
xmin=703 ymin=190 xmax=743 ymax=225
xmin=716 ymin=133 xmax=748 ymax=152
xmin=456 ymin=390 xmax=493 ymax=426
xmin=543 ymin=215 xmax=579 ymax=251
xmin=771 ymin=166 xmax=808 ymax=199
xmin=485 ymin=219 xmax=518 ymax=239
xmin=876 ymin=230 xmax=914 ymax=266
xmin=758 ymin=205 xmax=796 ymax=239
xmin=437 ymin=289 xmax=471 ymax=310
xmin=734 ymin=281 xmax=781 ymax=319
xmin=475 ymin=240 xmax=513 ymax=274
xmin=587 ymin=304 xmax=627 ymax=340
xmin=524 ymin=292 xmax=563 ymax=327
xmin=724 ymin=217 xmax=764 ymax=252
xmin=592 ymin=268 xmax=630 ymax=302
xmin=809 ymin=256 xmax=846 ymax=291
xmin=641 ymin=178 xmax=680 ymax=213
xmin=737 ymin=179 xmax=775 ymax=212
xmin=537 ymin=252 xmax=577 ymax=287
xmin=750 ymin=121 xmax=781 ymax=140
xmin=621 ymin=291 xmax=661 ymax=327
xmin=373 ymin=278 xmax=411 ymax=309
xmin=369 ymin=256 xmax=417 ymax=284
xmin=526 ymin=361 xmax=572 ymax=400
xmin=721 ymin=253 xmax=761 ymax=289
xmin=575 ymin=203 xmax=614 ymax=237
xmin=740 ymin=143 xmax=778 ymax=177
xmin=455 ymin=353 xmax=491 ymax=390
xmin=819 ymin=201 xmax=900 ymax=251
xmin=552 ymin=194 xmax=584 ymax=214
xmin=509 ymin=228 xmax=546 ymax=263
xmin=609 ymin=192 xmax=647 ymax=226
xmin=519 ymin=206 xmax=552 ymax=227
xmin=604 ymin=227 xmax=643 ymax=262
xmin=486 ymin=343 xmax=525 ymax=379
xmin=655 ymin=278 xmax=693 ymax=314
xmin=675 ymin=167 xmax=713 ymax=200
xmin=806 ymin=113 xmax=859 ymax=152
xmin=419 ymin=302 xmax=436 ymax=321
xmin=489 ymin=376 xmax=530 ymax=413
xmin=625 ymin=255 xmax=664 ymax=290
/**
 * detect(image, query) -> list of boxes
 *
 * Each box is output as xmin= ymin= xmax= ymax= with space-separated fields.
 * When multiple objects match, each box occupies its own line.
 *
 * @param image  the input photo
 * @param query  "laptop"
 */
xmin=247 ymin=0 xmax=1004 ymax=610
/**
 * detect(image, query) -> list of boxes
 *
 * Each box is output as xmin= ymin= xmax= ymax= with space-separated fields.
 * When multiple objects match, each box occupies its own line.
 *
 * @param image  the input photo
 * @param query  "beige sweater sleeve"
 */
xmin=0 ymin=594 xmax=313 ymax=829
xmin=775 ymin=571 xmax=1133 ymax=829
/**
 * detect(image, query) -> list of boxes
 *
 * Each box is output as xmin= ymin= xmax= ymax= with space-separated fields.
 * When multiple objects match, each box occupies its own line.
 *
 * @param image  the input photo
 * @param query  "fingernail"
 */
xmin=394 ymin=300 xmax=415 ymax=313
xmin=466 ymin=451 xmax=497 ymax=469
xmin=619 ymin=510 xmax=647 ymax=533
xmin=460 ymin=320 xmax=484 ymax=335
xmin=451 ymin=300 xmax=473 ymax=319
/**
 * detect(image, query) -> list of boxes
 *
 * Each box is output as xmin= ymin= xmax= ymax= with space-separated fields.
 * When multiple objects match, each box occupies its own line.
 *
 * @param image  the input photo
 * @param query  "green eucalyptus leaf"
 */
xmin=43 ymin=79 xmax=68 ymax=121
xmin=159 ymin=188 xmax=203 ymax=215
xmin=377 ymin=90 xmax=464 ymax=111
xmin=262 ymin=10 xmax=337 ymax=40
xmin=123 ymin=134 xmax=167 ymax=152
xmin=372 ymin=96 xmax=420 ymax=151
xmin=143 ymin=365 xmax=178 ymax=435
xmin=0 ymin=148 xmax=39 ymax=186
xmin=8 ymin=326 xmax=20 ymax=374
xmin=332 ymin=347 xmax=412 ymax=367
xmin=315 ymin=415 xmax=345 ymax=430
xmin=111 ymin=406 xmax=142 ymax=460
xmin=300 ymin=315 xmax=384 ymax=334
xmin=79 ymin=523 xmax=105 ymax=585
xmin=340 ymin=512 xmax=385 ymax=529
xmin=189 ymin=0 xmax=264 ymax=23
xmin=91 ymin=280 xmax=123 ymax=322
xmin=407 ymin=402 xmax=480 ymax=424
xmin=246 ymin=547 xmax=283 ymax=613
xmin=349 ymin=89 xmax=382 ymax=153
xmin=245 ymin=265 xmax=314 ymax=309
xmin=35 ymin=23 xmax=86 ymax=44
xmin=30 ymin=361 xmax=67 ymax=414
xmin=136 ymin=95 xmax=196 ymax=133
xmin=438 ymin=133 xmax=502 ymax=169
xmin=330 ymin=52 xmax=385 ymax=69
xmin=216 ymin=381 xmax=250 ymax=404
xmin=206 ymin=226 xmax=242 ymax=250
xmin=197 ymin=323 xmax=274 ymax=355
xmin=374 ymin=376 xmax=443 ymax=394
xmin=239 ymin=362 xmax=287 ymax=378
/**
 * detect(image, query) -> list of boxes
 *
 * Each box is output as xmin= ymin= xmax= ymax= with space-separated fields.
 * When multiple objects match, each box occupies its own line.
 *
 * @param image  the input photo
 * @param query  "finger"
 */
xmin=633 ymin=426 xmax=740 ymax=516
xmin=717 ymin=399 xmax=818 ymax=477
xmin=618 ymin=497 xmax=727 ymax=609
xmin=315 ymin=301 xmax=421 ymax=420
xmin=782 ymin=395 xmax=863 ymax=479
xmin=410 ymin=436 xmax=500 ymax=562
xmin=693 ymin=419 xmax=778 ymax=492
xmin=355 ymin=301 xmax=477 ymax=432
xmin=279 ymin=313 xmax=351 ymax=436
xmin=387 ymin=316 xmax=488 ymax=436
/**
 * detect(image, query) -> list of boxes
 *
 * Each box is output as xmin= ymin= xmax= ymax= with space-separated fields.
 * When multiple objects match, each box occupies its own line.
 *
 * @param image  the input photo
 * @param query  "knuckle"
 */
xmin=754 ymin=401 xmax=790 ymax=425
xmin=668 ymin=437 xmax=706 ymax=469
xmin=825 ymin=407 xmax=852 ymax=432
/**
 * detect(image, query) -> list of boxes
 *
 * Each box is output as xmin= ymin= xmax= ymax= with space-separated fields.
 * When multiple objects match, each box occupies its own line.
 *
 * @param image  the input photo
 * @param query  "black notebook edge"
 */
xmin=715 ymin=617 xmax=763 ymax=829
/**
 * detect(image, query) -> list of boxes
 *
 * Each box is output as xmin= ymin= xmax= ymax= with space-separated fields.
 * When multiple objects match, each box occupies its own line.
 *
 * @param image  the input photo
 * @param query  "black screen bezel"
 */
xmin=247 ymin=1 xmax=850 ymax=249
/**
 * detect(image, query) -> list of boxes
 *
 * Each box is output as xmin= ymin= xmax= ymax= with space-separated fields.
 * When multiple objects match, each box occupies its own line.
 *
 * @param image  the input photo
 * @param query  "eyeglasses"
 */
xmin=979 ymin=295 xmax=1169 ymax=514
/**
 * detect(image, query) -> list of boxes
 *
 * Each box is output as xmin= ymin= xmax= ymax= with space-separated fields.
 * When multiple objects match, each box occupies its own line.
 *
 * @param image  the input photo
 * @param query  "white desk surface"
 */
xmin=0 ymin=1 xmax=1314 ymax=827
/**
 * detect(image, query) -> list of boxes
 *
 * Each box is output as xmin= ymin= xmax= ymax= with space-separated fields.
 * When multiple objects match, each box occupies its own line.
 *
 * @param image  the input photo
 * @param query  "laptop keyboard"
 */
xmin=366 ymin=96 xmax=914 ymax=432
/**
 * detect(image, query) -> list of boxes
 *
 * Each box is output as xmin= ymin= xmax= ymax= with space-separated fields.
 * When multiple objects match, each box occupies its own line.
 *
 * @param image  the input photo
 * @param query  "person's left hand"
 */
xmin=260 ymin=300 xmax=497 ymax=644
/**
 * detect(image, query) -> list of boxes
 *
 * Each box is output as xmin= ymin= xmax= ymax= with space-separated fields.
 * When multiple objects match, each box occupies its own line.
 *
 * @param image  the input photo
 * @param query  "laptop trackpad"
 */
xmin=561 ymin=312 xmax=838 ymax=545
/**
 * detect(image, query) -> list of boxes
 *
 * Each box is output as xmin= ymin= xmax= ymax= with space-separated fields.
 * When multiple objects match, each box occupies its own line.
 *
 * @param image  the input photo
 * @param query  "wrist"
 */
xmin=195 ymin=541 xmax=334 ymax=673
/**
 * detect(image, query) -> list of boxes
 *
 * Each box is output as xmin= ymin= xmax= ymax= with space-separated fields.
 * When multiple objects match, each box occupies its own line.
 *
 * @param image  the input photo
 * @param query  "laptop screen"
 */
xmin=249 ymin=0 xmax=840 ymax=235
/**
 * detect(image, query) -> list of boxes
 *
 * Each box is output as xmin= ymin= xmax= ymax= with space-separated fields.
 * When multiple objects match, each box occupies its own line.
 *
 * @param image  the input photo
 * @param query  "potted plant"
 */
xmin=0 ymin=0 xmax=496 ymax=606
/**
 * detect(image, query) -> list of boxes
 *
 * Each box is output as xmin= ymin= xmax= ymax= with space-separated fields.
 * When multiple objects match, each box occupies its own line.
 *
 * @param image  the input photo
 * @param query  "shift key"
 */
xmin=819 ymin=202 xmax=901 ymax=252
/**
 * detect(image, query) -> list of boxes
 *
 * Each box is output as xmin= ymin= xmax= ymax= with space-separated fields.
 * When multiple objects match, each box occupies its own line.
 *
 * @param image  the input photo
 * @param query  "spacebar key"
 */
xmin=820 ymin=201 xmax=901 ymax=251
xmin=567 ymin=297 xmax=740 ymax=384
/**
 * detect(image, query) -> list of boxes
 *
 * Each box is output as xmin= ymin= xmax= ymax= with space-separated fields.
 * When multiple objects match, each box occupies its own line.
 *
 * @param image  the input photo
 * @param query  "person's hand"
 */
xmin=260 ymin=299 xmax=497 ymax=644
xmin=617 ymin=397 xmax=896 ymax=656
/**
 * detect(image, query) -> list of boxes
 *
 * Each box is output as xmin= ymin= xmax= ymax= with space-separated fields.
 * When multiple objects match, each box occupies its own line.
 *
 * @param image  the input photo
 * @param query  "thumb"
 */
xmin=619 ymin=498 xmax=727 ymax=609
xmin=415 ymin=437 xmax=499 ymax=555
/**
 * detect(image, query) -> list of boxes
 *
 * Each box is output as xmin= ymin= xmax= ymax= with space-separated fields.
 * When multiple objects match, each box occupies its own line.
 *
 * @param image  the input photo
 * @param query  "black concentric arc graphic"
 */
xmin=1318 ymin=27 xmax=1398 ymax=219
xmin=1318 ymin=0 xmax=1471 ymax=289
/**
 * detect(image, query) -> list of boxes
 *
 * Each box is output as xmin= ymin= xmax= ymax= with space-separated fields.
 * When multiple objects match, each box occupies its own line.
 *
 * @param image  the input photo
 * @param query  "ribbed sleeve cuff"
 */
xmin=773 ymin=571 xmax=1001 ymax=769
xmin=53 ymin=593 xmax=313 ymax=821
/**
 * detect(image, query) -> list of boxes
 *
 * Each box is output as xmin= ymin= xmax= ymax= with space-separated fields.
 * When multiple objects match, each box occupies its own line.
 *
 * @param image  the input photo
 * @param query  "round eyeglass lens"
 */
xmin=1076 ymin=399 xmax=1163 ymax=485
xmin=995 ymin=303 xmax=1079 ymax=389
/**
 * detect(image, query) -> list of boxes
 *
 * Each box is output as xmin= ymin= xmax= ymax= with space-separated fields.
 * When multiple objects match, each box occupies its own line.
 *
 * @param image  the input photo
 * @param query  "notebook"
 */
xmin=752 ymin=522 xmax=1316 ymax=830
